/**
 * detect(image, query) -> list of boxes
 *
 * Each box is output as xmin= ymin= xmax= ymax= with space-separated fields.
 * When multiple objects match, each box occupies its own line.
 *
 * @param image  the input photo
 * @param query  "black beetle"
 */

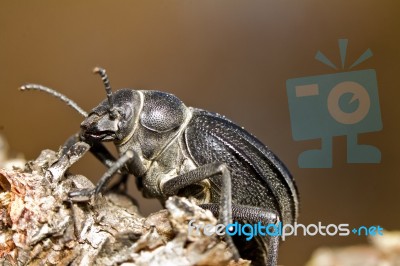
xmin=20 ymin=67 xmax=299 ymax=266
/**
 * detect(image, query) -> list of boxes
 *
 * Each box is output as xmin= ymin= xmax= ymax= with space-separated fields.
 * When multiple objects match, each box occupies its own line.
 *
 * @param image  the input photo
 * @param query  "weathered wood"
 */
xmin=0 ymin=136 xmax=249 ymax=266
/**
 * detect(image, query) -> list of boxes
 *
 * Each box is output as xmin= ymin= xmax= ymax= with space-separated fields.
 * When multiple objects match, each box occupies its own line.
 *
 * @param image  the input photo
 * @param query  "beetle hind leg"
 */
xmin=200 ymin=203 xmax=280 ymax=266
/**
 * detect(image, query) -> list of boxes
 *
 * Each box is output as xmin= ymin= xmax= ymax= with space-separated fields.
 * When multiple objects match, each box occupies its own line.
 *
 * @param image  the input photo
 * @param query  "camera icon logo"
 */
xmin=286 ymin=39 xmax=382 ymax=168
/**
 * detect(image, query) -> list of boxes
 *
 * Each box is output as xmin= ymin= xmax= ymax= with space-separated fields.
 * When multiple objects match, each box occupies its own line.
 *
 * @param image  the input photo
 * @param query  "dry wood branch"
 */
xmin=0 ymin=136 xmax=249 ymax=266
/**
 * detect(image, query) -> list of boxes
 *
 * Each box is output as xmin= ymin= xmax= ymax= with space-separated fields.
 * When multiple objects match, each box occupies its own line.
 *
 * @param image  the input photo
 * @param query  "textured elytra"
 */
xmin=184 ymin=109 xmax=298 ymax=226
xmin=182 ymin=109 xmax=298 ymax=264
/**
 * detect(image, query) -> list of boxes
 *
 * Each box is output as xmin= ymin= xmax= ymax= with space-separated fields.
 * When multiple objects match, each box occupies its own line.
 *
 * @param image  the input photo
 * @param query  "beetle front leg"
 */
xmin=60 ymin=133 xmax=81 ymax=156
xmin=61 ymin=133 xmax=117 ymax=169
xmin=88 ymin=141 xmax=118 ymax=169
xmin=68 ymin=149 xmax=146 ymax=200
xmin=62 ymin=134 xmax=132 ymax=192
xmin=89 ymin=142 xmax=133 ymax=192
xmin=161 ymin=162 xmax=239 ymax=261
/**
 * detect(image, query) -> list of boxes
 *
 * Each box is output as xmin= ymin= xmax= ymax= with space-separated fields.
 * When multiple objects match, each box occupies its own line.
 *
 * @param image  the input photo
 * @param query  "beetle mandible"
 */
xmin=20 ymin=67 xmax=299 ymax=266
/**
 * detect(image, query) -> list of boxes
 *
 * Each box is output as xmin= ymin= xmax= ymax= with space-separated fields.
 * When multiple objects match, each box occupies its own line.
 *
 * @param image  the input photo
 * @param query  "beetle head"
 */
xmin=80 ymin=68 xmax=139 ymax=143
xmin=81 ymin=89 xmax=139 ymax=142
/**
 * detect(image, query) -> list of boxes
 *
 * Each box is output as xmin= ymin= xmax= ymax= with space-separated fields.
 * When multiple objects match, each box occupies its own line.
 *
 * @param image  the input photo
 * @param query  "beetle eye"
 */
xmin=140 ymin=92 xmax=185 ymax=133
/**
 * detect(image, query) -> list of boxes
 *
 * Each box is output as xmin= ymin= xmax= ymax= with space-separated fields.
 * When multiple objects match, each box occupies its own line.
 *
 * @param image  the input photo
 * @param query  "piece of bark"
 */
xmin=306 ymin=231 xmax=400 ymax=266
xmin=0 ymin=136 xmax=250 ymax=265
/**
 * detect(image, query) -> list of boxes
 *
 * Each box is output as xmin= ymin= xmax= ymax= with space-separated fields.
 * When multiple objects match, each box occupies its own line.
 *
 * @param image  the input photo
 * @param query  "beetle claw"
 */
xmin=68 ymin=188 xmax=95 ymax=202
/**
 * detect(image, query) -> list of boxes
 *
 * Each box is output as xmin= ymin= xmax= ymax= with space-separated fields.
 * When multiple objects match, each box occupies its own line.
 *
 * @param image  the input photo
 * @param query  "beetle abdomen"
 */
xmin=184 ymin=108 xmax=299 ymax=225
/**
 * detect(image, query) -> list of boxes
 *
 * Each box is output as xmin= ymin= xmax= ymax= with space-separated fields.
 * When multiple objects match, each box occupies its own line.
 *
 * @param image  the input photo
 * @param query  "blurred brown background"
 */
xmin=1 ymin=1 xmax=399 ymax=265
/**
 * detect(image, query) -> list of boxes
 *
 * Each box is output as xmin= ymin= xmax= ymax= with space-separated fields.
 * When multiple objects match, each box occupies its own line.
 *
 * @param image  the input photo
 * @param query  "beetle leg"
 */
xmin=200 ymin=203 xmax=280 ymax=266
xmin=68 ymin=188 xmax=94 ymax=202
xmin=68 ymin=149 xmax=145 ymax=200
xmin=60 ymin=133 xmax=81 ymax=156
xmin=62 ymin=133 xmax=135 ymax=192
xmin=93 ymin=150 xmax=133 ymax=196
xmin=107 ymin=172 xmax=129 ymax=193
xmin=161 ymin=162 xmax=239 ymax=261
xmin=93 ymin=149 xmax=147 ymax=195
xmin=61 ymin=133 xmax=117 ymax=169
xmin=85 ymin=142 xmax=135 ymax=191
xmin=88 ymin=141 xmax=117 ymax=169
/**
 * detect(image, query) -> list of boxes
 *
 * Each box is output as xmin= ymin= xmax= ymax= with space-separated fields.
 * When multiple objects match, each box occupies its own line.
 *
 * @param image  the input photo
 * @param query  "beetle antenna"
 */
xmin=93 ymin=67 xmax=117 ymax=117
xmin=19 ymin=84 xmax=88 ymax=117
